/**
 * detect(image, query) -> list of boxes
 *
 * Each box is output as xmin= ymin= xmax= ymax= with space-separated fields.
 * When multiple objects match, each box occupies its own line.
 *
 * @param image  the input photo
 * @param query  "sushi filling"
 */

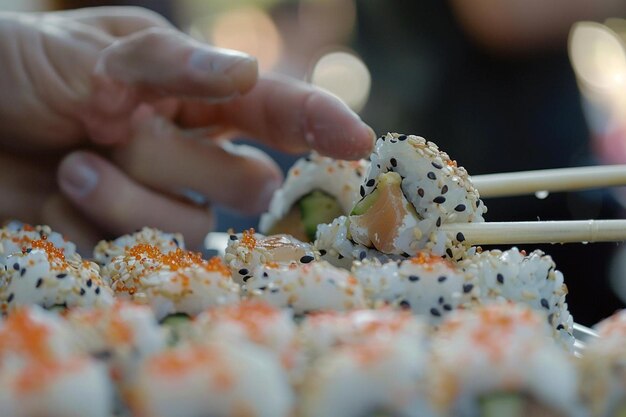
xmin=479 ymin=392 xmax=565 ymax=417
xmin=269 ymin=190 xmax=343 ymax=242
xmin=350 ymin=172 xmax=420 ymax=254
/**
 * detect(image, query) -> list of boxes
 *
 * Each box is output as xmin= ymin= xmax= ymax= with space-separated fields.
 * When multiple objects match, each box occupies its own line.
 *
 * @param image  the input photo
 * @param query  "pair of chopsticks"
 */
xmin=448 ymin=165 xmax=626 ymax=245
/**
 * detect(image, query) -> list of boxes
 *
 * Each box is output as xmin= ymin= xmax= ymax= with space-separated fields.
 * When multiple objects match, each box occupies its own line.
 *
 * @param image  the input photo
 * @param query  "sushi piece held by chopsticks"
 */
xmin=473 ymin=164 xmax=626 ymax=198
xmin=440 ymin=219 xmax=626 ymax=246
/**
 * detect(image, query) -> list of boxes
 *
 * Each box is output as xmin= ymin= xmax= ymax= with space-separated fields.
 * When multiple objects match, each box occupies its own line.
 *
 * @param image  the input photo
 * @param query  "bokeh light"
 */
xmin=569 ymin=22 xmax=626 ymax=94
xmin=192 ymin=6 xmax=283 ymax=72
xmin=310 ymin=50 xmax=371 ymax=113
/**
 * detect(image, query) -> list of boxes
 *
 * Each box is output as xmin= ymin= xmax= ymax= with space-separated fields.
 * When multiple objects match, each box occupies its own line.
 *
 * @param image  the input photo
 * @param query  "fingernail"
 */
xmin=188 ymin=47 xmax=254 ymax=74
xmin=59 ymin=155 xmax=99 ymax=199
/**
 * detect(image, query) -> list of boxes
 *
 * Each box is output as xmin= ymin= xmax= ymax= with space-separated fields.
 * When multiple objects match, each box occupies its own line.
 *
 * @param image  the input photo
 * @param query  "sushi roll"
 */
xmin=224 ymin=228 xmax=318 ymax=285
xmin=0 ymin=238 xmax=114 ymax=314
xmin=314 ymin=216 xmax=405 ymax=269
xmin=298 ymin=338 xmax=435 ymax=417
xmin=129 ymin=341 xmax=293 ymax=417
xmin=259 ymin=153 xmax=369 ymax=241
xmin=192 ymin=301 xmax=302 ymax=379
xmin=102 ymin=244 xmax=240 ymax=320
xmin=297 ymin=308 xmax=427 ymax=360
xmin=430 ymin=302 xmax=583 ymax=417
xmin=352 ymin=252 xmax=478 ymax=325
xmin=65 ymin=301 xmax=167 ymax=383
xmin=349 ymin=133 xmax=486 ymax=259
xmin=460 ymin=247 xmax=574 ymax=350
xmin=0 ymin=307 xmax=113 ymax=417
xmin=246 ymin=261 xmax=368 ymax=315
xmin=0 ymin=222 xmax=76 ymax=264
xmin=578 ymin=310 xmax=626 ymax=417
xmin=93 ymin=227 xmax=184 ymax=266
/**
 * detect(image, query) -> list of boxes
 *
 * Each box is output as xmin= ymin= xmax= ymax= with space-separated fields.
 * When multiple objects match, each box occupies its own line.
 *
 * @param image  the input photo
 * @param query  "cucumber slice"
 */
xmin=46 ymin=303 xmax=68 ymax=313
xmin=160 ymin=312 xmax=191 ymax=327
xmin=299 ymin=190 xmax=343 ymax=241
xmin=479 ymin=393 xmax=524 ymax=417
xmin=615 ymin=403 xmax=626 ymax=417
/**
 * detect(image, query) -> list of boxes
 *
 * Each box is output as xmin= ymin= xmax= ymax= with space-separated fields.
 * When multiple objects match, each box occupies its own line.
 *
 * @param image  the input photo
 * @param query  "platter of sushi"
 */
xmin=3 ymin=133 xmax=626 ymax=416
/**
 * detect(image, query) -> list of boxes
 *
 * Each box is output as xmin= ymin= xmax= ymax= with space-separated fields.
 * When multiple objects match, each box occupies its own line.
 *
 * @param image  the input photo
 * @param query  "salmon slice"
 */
xmin=350 ymin=172 xmax=418 ymax=253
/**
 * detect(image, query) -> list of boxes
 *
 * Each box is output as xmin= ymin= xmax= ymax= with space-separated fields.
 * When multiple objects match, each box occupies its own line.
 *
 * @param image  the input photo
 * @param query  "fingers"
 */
xmin=0 ymin=152 xmax=56 ymax=224
xmin=174 ymin=75 xmax=376 ymax=159
xmin=95 ymin=28 xmax=258 ymax=98
xmin=112 ymin=105 xmax=283 ymax=215
xmin=54 ymin=6 xmax=174 ymax=37
xmin=40 ymin=194 xmax=102 ymax=255
xmin=57 ymin=151 xmax=214 ymax=249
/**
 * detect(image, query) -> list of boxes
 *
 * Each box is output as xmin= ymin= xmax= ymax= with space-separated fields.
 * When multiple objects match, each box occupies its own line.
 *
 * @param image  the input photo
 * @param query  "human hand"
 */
xmin=0 ymin=7 xmax=375 ymax=251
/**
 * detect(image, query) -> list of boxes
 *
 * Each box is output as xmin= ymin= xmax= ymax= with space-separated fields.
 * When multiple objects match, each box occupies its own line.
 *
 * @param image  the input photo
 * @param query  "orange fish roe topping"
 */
xmin=203 ymin=257 xmax=231 ymax=277
xmin=0 ymin=308 xmax=54 ymax=363
xmin=14 ymin=358 xmax=85 ymax=394
xmin=211 ymin=301 xmax=279 ymax=342
xmin=347 ymin=275 xmax=358 ymax=286
xmin=351 ymin=343 xmax=388 ymax=366
xmin=240 ymin=228 xmax=257 ymax=250
xmin=128 ymin=244 xmax=162 ymax=261
xmin=161 ymin=248 xmax=204 ymax=271
xmin=30 ymin=239 xmax=67 ymax=269
xmin=148 ymin=346 xmax=230 ymax=387
xmin=409 ymin=251 xmax=452 ymax=270
xmin=106 ymin=314 xmax=134 ymax=346
xmin=22 ymin=224 xmax=34 ymax=232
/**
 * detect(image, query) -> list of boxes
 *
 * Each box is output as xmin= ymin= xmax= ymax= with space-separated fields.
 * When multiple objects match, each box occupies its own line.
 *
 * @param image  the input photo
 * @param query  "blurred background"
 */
xmin=2 ymin=0 xmax=626 ymax=325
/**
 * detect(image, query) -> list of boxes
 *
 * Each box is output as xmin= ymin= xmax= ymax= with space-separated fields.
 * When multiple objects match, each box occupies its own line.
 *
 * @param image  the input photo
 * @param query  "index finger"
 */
xmin=175 ymin=75 xmax=376 ymax=160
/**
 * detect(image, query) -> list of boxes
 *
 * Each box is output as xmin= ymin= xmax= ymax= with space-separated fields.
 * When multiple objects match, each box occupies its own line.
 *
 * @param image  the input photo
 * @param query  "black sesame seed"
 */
xmin=26 ymin=248 xmax=31 ymax=253
xmin=7 ymin=293 xmax=14 ymax=303
xmin=56 ymin=273 xmax=67 ymax=279
xmin=359 ymin=185 xmax=365 ymax=197
xmin=556 ymin=324 xmax=564 ymax=330
xmin=476 ymin=199 xmax=482 ymax=208
xmin=454 ymin=204 xmax=466 ymax=212
xmin=441 ymin=185 xmax=448 ymax=194
xmin=366 ymin=179 xmax=375 ymax=187
xmin=456 ymin=232 xmax=465 ymax=242
xmin=496 ymin=274 xmax=504 ymax=284
xmin=417 ymin=188 xmax=425 ymax=198
xmin=398 ymin=135 xmax=407 ymax=141
xmin=20 ymin=268 xmax=26 ymax=277
xmin=445 ymin=248 xmax=453 ymax=258
xmin=338 ymin=254 xmax=344 ymax=259
xmin=438 ymin=296 xmax=444 ymax=304
xmin=433 ymin=196 xmax=446 ymax=204
xmin=359 ymin=251 xmax=366 ymax=261
xmin=463 ymin=283 xmax=474 ymax=293
xmin=229 ymin=235 xmax=238 ymax=241
xmin=262 ymin=272 xmax=269 ymax=278
xmin=80 ymin=288 xmax=86 ymax=296
xmin=432 ymin=161 xmax=443 ymax=169
xmin=427 ymin=172 xmax=436 ymax=180
xmin=390 ymin=158 xmax=397 ymax=167
xmin=319 ymin=249 xmax=327 ymax=256
xmin=390 ymin=139 xmax=397 ymax=144
xmin=86 ymin=279 xmax=93 ymax=288
xmin=327 ymin=278 xmax=336 ymax=285
xmin=300 ymin=255 xmax=315 ymax=264
xmin=95 ymin=287 xmax=101 ymax=295
xmin=36 ymin=278 xmax=43 ymax=288
xmin=172 ymin=238 xmax=180 ymax=247
xmin=436 ymin=217 xmax=442 ymax=227
xmin=438 ymin=276 xmax=447 ymax=283
xmin=270 ymin=288 xmax=280 ymax=293
xmin=399 ymin=300 xmax=411 ymax=309
xmin=258 ymin=286 xmax=268 ymax=291
xmin=12 ymin=263 xmax=19 ymax=271
xmin=547 ymin=313 xmax=554 ymax=324
xmin=243 ymin=276 xmax=252 ymax=282
xmin=430 ymin=308 xmax=441 ymax=317
xmin=238 ymin=268 xmax=249 ymax=276
xmin=408 ymin=275 xmax=420 ymax=282
xmin=540 ymin=298 xmax=549 ymax=309
xmin=443 ymin=304 xmax=453 ymax=311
